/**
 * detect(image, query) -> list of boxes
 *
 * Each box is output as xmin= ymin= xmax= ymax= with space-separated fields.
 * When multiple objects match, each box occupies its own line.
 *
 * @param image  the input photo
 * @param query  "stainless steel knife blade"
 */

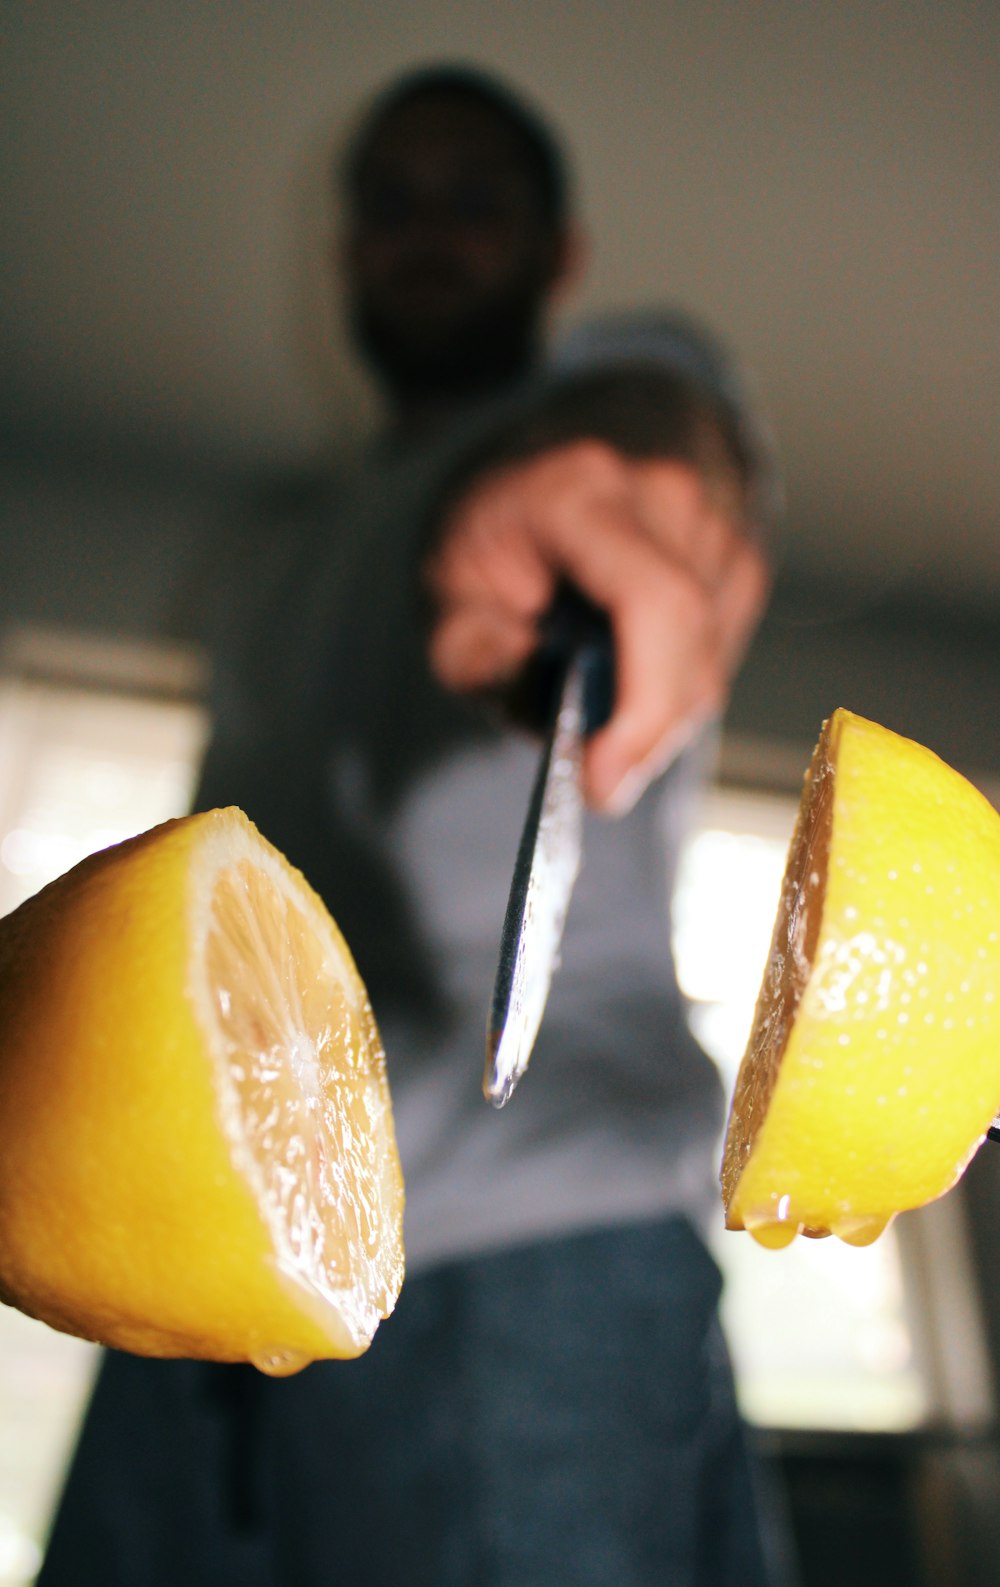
xmin=484 ymin=588 xmax=612 ymax=1107
xmin=485 ymin=659 xmax=587 ymax=1106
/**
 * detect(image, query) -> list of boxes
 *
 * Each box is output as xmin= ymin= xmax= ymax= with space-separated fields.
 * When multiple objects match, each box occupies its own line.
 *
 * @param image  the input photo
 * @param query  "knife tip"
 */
xmin=483 ymin=1032 xmax=521 ymax=1108
xmin=484 ymin=1077 xmax=516 ymax=1109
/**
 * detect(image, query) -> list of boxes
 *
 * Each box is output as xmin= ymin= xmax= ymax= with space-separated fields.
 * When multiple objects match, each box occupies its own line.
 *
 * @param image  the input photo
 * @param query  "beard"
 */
xmin=348 ymin=266 xmax=549 ymax=406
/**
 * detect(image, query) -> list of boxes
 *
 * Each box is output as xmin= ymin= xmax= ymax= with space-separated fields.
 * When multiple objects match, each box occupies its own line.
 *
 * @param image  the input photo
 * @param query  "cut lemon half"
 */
xmin=721 ymin=709 xmax=1000 ymax=1249
xmin=0 ymin=808 xmax=404 ymax=1372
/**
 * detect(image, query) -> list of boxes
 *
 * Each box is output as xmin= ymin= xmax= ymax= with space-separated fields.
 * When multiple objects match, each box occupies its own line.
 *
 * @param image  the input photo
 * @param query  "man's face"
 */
xmin=342 ymin=93 xmax=568 ymax=404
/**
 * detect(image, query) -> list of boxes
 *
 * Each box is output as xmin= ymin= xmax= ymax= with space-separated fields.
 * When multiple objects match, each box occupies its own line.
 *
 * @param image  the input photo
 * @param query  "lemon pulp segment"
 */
xmin=196 ymin=852 xmax=402 ymax=1356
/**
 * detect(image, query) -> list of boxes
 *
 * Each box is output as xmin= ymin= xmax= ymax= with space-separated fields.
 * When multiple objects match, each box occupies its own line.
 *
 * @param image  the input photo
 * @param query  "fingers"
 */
xmin=424 ymin=441 xmax=770 ymax=813
xmin=584 ymin=564 xmax=724 ymax=812
xmin=715 ymin=534 xmax=772 ymax=678
xmin=425 ymin=460 xmax=563 ymax=688
xmin=429 ymin=602 xmax=538 ymax=693
xmin=584 ymin=532 xmax=770 ymax=811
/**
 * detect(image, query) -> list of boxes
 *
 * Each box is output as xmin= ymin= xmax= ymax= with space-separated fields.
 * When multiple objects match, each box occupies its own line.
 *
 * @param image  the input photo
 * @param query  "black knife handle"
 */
xmin=505 ymin=583 xmax=614 ymax=736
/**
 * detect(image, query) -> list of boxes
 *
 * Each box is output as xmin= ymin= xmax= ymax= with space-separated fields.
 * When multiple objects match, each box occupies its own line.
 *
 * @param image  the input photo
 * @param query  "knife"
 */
xmin=484 ymin=586 xmax=613 ymax=1107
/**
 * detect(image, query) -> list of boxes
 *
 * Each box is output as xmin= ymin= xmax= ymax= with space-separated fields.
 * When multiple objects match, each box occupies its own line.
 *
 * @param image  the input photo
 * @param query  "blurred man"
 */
xmin=343 ymin=71 xmax=578 ymax=428
xmin=40 ymin=66 xmax=781 ymax=1587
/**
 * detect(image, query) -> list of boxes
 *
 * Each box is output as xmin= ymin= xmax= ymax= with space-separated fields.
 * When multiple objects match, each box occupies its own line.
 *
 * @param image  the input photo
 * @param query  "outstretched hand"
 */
xmin=424 ymin=441 xmax=770 ymax=813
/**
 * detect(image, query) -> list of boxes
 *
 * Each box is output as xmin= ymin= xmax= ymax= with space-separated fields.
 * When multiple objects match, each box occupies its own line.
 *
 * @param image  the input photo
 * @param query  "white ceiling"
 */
xmin=3 ymin=2 xmax=998 ymax=611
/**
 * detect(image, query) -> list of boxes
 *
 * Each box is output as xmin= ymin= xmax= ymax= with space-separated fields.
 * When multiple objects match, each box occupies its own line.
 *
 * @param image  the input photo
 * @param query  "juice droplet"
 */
xmin=743 ymin=1207 xmax=801 ymax=1249
xmin=830 ymin=1213 xmax=892 ymax=1247
xmin=251 ymin=1346 xmax=311 ymax=1378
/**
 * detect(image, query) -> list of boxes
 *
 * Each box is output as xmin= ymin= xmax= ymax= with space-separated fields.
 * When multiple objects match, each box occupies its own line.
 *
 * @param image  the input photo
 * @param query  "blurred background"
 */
xmin=1 ymin=3 xmax=998 ymax=1583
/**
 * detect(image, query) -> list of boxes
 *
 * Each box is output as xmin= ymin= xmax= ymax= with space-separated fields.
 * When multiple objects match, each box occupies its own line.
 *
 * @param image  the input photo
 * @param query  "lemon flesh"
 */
xmin=721 ymin=709 xmax=1000 ymax=1248
xmin=0 ymin=808 xmax=404 ymax=1369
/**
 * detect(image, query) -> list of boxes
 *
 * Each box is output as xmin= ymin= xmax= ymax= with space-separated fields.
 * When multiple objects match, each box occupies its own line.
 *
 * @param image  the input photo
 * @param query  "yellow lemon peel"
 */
xmin=721 ymin=709 xmax=1000 ymax=1249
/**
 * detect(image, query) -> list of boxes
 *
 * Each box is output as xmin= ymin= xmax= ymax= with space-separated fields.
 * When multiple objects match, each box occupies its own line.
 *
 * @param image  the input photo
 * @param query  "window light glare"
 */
xmin=0 ymin=1516 xmax=41 ymax=1583
xmin=0 ymin=825 xmax=135 ymax=880
xmin=1 ymin=828 xmax=81 ymax=879
xmin=674 ymin=828 xmax=786 ymax=1009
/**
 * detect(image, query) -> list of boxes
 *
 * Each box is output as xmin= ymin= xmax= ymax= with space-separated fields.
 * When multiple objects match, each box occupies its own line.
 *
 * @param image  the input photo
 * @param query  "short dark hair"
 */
xmin=342 ymin=64 xmax=572 ymax=229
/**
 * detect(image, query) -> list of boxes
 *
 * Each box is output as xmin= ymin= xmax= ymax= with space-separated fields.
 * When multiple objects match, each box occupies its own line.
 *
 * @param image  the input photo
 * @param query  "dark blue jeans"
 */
xmin=40 ymin=1217 xmax=776 ymax=1585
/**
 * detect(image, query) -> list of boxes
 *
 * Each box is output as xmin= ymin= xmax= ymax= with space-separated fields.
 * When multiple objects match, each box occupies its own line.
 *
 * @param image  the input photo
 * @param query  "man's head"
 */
xmin=340 ymin=66 xmax=580 ymax=414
